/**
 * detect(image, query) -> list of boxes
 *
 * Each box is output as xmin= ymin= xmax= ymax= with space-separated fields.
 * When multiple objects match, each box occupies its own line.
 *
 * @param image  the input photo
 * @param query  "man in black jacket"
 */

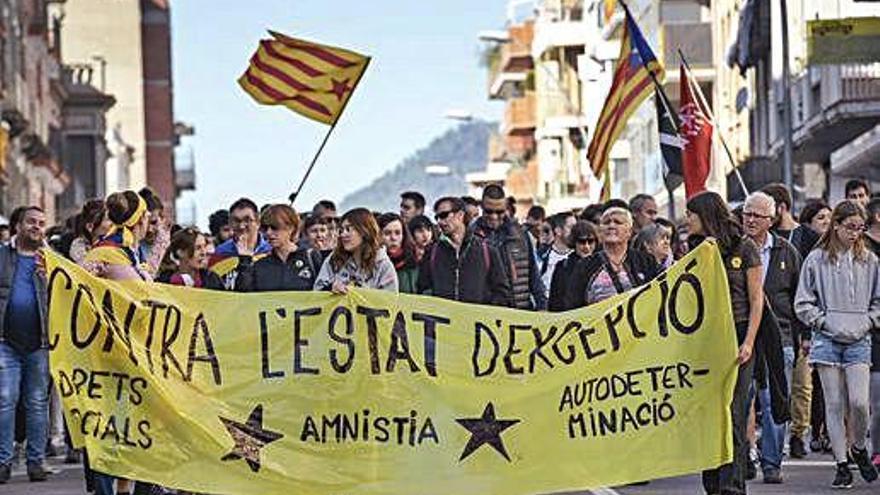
xmin=743 ymin=192 xmax=802 ymax=482
xmin=471 ymin=185 xmax=546 ymax=310
xmin=418 ymin=197 xmax=511 ymax=305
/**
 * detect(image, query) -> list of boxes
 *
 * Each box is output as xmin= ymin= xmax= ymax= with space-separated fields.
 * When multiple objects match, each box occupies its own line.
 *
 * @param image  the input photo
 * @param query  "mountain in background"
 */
xmin=339 ymin=120 xmax=495 ymax=212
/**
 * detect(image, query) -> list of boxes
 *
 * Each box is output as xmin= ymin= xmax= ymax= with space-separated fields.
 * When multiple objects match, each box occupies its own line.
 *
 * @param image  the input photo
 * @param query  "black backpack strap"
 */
xmin=599 ymin=251 xmax=627 ymax=294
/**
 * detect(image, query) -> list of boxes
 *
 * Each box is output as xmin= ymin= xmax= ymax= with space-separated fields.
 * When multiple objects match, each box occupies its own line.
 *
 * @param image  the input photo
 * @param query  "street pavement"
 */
xmin=0 ymin=453 xmax=876 ymax=494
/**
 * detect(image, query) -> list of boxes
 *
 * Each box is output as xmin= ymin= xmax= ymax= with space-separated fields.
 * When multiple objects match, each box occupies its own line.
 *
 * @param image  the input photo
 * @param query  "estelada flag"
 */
xmin=587 ymin=5 xmax=664 ymax=178
xmin=679 ymin=65 xmax=713 ymax=198
xmin=239 ymin=31 xmax=370 ymax=125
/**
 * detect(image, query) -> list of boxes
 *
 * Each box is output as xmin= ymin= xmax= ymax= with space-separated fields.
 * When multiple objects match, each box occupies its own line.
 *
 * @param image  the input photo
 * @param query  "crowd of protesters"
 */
xmin=0 ymin=177 xmax=878 ymax=494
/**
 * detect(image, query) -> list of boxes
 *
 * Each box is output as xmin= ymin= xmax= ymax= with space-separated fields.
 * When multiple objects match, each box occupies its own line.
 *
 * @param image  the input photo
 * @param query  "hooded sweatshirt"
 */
xmin=794 ymin=248 xmax=880 ymax=344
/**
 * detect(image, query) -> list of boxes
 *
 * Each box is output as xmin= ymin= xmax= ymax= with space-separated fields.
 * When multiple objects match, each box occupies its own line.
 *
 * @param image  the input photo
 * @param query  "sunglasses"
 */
xmin=576 ymin=237 xmax=597 ymax=245
xmin=435 ymin=210 xmax=458 ymax=221
xmin=483 ymin=208 xmax=506 ymax=216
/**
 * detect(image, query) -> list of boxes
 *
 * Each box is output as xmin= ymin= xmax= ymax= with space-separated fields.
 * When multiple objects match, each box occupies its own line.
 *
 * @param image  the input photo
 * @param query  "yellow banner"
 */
xmin=46 ymin=242 xmax=737 ymax=495
xmin=808 ymin=17 xmax=880 ymax=65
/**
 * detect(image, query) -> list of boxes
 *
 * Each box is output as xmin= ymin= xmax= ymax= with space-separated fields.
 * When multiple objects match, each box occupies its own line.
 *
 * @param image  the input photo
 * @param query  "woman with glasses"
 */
xmin=156 ymin=228 xmax=223 ymax=289
xmin=561 ymin=207 xmax=660 ymax=310
xmin=686 ymin=191 xmax=763 ymax=495
xmin=795 ymin=200 xmax=880 ymax=488
xmin=236 ymin=205 xmax=323 ymax=292
xmin=377 ymin=212 xmax=419 ymax=293
xmin=548 ymin=220 xmax=598 ymax=311
xmin=314 ymin=208 xmax=398 ymax=293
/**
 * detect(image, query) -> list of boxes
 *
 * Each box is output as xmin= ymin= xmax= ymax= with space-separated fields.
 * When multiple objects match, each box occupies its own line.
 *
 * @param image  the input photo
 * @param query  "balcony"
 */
xmin=503 ymin=91 xmax=537 ymax=136
xmin=499 ymin=21 xmax=534 ymax=73
xmin=488 ymin=71 xmax=527 ymax=100
xmin=776 ymin=63 xmax=880 ymax=165
xmin=532 ymin=1 xmax=592 ymax=57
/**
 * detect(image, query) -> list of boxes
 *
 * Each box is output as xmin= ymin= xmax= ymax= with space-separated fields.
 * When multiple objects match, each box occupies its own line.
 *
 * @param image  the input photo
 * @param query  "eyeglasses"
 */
xmin=742 ymin=211 xmax=773 ymax=220
xmin=434 ymin=210 xmax=457 ymax=221
xmin=575 ymin=237 xmax=597 ymax=245
xmin=839 ymin=222 xmax=866 ymax=233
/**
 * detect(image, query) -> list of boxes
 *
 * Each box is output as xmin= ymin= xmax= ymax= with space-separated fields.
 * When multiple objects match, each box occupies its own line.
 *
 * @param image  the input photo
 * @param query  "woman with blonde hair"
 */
xmin=795 ymin=200 xmax=879 ymax=488
xmin=314 ymin=208 xmax=397 ymax=293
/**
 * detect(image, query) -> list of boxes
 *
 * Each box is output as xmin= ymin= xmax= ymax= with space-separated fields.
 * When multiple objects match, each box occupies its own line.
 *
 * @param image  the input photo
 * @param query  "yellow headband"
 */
xmin=122 ymin=195 xmax=148 ymax=228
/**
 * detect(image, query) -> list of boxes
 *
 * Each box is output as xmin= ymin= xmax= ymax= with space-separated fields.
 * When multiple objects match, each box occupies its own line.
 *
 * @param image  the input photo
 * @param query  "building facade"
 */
xmin=60 ymin=0 xmax=191 ymax=216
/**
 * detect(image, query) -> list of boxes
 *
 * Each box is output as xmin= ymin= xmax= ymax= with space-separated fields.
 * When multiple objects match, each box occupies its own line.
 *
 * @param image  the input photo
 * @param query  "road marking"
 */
xmin=783 ymin=459 xmax=836 ymax=467
xmin=590 ymin=488 xmax=621 ymax=495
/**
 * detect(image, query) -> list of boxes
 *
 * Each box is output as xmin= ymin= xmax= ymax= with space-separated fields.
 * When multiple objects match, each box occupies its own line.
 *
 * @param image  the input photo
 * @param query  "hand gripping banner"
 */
xmin=46 ymin=241 xmax=737 ymax=495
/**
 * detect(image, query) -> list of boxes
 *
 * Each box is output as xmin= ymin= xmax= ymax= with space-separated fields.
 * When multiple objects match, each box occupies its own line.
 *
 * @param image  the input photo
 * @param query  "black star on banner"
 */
xmin=455 ymin=402 xmax=521 ymax=462
xmin=219 ymin=404 xmax=283 ymax=473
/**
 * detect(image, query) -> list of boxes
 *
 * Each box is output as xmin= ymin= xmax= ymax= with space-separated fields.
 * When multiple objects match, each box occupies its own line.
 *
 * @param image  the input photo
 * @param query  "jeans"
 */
xmin=703 ymin=357 xmax=755 ymax=495
xmin=0 ymin=343 xmax=49 ymax=465
xmin=759 ymin=346 xmax=794 ymax=471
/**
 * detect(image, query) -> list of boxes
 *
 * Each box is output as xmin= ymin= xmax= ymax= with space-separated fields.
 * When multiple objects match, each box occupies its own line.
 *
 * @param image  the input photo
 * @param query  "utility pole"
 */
xmin=780 ymin=0 xmax=794 ymax=195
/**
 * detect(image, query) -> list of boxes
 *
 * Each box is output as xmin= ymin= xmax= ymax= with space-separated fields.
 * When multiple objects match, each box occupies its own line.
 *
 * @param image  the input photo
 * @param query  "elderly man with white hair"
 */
xmin=561 ymin=207 xmax=661 ymax=309
xmin=742 ymin=191 xmax=804 ymax=484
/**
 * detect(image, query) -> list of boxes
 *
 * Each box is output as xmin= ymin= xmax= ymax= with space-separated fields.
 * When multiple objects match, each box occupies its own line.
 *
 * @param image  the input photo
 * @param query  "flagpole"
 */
xmin=288 ymin=57 xmax=373 ymax=205
xmin=677 ymin=49 xmax=749 ymax=197
xmin=620 ymin=1 xmax=680 ymax=217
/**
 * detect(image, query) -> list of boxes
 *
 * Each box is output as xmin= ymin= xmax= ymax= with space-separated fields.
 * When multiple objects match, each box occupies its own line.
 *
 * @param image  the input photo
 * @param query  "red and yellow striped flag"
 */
xmin=587 ymin=7 xmax=664 ymax=178
xmin=239 ymin=31 xmax=370 ymax=125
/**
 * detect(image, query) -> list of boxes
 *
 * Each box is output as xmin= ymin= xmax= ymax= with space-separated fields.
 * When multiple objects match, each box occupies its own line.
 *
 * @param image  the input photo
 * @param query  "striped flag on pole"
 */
xmin=654 ymin=86 xmax=684 ymax=191
xmin=587 ymin=5 xmax=664 ymax=179
xmin=239 ymin=31 xmax=370 ymax=125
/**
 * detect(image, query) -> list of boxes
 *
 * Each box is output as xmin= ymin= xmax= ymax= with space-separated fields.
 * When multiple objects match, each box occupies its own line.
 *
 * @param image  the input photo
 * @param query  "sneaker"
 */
xmin=790 ymin=436 xmax=808 ymax=459
xmin=850 ymin=447 xmax=879 ymax=483
xmin=832 ymin=462 xmax=854 ymax=489
xmin=0 ymin=463 xmax=9 ymax=484
xmin=763 ymin=467 xmax=783 ymax=484
xmin=26 ymin=461 xmax=49 ymax=482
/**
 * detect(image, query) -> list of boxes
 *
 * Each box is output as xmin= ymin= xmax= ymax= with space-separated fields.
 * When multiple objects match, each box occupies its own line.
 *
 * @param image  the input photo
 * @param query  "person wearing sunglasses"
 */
xmin=561 ymin=207 xmax=660 ymax=311
xmin=235 ymin=205 xmax=323 ymax=293
xmin=416 ymin=197 xmax=510 ymax=305
xmin=795 ymin=200 xmax=880 ymax=488
xmin=471 ymin=185 xmax=546 ymax=310
xmin=208 ymin=197 xmax=272 ymax=290
xmin=548 ymin=220 xmax=598 ymax=311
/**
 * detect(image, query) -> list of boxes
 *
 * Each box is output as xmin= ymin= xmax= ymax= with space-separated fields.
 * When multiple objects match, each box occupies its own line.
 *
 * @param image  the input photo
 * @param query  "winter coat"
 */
xmin=417 ymin=233 xmax=511 ymax=306
xmin=471 ymin=217 xmax=546 ymax=310
xmin=235 ymin=248 xmax=323 ymax=292
xmin=762 ymin=235 xmax=803 ymax=348
xmin=561 ymin=248 xmax=661 ymax=310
